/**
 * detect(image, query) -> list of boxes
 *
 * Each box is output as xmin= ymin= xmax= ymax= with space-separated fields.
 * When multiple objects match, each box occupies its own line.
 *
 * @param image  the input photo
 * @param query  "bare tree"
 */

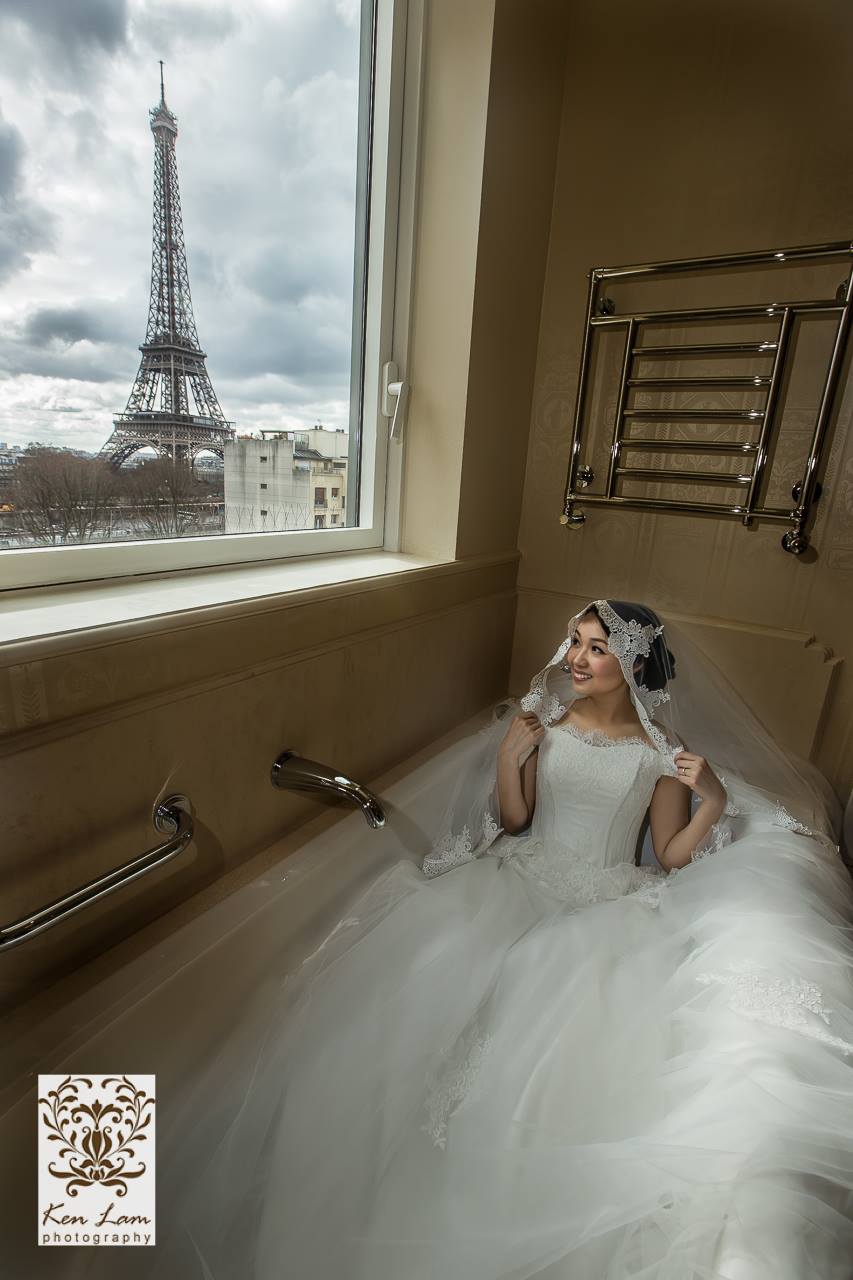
xmin=126 ymin=456 xmax=213 ymax=538
xmin=12 ymin=445 xmax=118 ymax=545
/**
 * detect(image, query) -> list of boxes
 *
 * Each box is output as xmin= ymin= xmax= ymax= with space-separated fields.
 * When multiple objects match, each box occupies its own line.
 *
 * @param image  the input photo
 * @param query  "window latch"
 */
xmin=381 ymin=361 xmax=410 ymax=443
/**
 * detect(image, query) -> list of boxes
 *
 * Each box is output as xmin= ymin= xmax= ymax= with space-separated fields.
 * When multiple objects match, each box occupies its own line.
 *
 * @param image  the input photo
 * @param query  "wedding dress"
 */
xmin=66 ymin=600 xmax=853 ymax=1280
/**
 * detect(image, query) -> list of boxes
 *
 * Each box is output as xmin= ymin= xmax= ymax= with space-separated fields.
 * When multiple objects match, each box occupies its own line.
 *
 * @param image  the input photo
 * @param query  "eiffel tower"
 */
xmin=100 ymin=65 xmax=235 ymax=467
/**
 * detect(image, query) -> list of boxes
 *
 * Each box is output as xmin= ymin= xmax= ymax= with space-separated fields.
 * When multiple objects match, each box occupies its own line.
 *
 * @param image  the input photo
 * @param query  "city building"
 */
xmin=224 ymin=427 xmax=348 ymax=533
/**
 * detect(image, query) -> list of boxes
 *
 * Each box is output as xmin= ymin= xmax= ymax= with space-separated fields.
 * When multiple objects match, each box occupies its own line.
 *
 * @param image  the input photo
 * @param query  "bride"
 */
xmin=106 ymin=600 xmax=853 ymax=1279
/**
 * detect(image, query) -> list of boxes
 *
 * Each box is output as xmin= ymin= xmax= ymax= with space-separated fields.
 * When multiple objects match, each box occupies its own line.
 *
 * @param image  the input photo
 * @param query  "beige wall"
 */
xmin=403 ymin=0 xmax=568 ymax=561
xmin=0 ymin=557 xmax=518 ymax=1007
xmin=455 ymin=0 xmax=570 ymax=560
xmin=512 ymin=0 xmax=853 ymax=801
xmin=0 ymin=0 xmax=569 ymax=1007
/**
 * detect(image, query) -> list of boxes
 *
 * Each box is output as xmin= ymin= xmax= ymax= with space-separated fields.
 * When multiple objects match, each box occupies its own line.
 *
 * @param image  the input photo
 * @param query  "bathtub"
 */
xmin=1 ymin=701 xmax=849 ymax=1277
xmin=0 ymin=706 xmax=502 ymax=1276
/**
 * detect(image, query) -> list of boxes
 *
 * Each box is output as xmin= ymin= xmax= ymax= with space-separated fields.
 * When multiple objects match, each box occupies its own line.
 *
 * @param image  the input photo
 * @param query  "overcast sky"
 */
xmin=0 ymin=0 xmax=361 ymax=453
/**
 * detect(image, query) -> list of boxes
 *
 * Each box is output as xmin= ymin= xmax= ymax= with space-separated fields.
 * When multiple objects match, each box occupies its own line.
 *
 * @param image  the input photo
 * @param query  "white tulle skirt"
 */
xmin=91 ymin=822 xmax=853 ymax=1280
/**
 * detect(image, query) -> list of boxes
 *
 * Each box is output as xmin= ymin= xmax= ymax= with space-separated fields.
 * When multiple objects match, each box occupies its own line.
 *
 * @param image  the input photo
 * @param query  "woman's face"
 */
xmin=564 ymin=612 xmax=627 ymax=697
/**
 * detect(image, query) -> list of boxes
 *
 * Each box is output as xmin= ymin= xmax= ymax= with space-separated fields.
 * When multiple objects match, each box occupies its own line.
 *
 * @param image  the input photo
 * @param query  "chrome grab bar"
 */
xmin=271 ymin=750 xmax=386 ymax=829
xmin=0 ymin=794 xmax=194 ymax=953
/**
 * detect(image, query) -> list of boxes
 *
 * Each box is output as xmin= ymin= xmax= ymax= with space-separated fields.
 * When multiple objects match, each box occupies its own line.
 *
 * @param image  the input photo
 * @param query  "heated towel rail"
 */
xmin=560 ymin=240 xmax=853 ymax=553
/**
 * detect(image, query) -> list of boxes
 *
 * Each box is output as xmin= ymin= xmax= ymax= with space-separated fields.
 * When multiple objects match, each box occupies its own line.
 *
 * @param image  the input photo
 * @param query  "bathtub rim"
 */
xmin=0 ymin=704 xmax=497 ymax=1117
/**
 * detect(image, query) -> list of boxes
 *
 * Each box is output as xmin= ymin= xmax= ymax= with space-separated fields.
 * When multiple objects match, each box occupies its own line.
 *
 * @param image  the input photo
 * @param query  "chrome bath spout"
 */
xmin=270 ymin=750 xmax=386 ymax=829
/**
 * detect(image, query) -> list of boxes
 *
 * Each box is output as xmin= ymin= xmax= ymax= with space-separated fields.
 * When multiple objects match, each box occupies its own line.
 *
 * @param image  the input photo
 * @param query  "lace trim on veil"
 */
xmin=423 ymin=809 xmax=503 ymax=878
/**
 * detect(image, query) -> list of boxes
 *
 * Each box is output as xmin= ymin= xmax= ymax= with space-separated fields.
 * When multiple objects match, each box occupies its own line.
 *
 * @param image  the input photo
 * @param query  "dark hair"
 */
xmin=582 ymin=601 xmax=676 ymax=691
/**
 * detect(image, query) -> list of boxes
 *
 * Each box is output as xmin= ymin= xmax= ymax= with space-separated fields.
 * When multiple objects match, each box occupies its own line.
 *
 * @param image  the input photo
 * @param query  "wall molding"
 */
xmin=0 ymin=554 xmax=519 ymax=754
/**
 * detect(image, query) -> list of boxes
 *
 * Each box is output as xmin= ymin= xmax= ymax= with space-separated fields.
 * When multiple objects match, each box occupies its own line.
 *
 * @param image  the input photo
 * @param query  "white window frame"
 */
xmin=1 ymin=0 xmax=423 ymax=592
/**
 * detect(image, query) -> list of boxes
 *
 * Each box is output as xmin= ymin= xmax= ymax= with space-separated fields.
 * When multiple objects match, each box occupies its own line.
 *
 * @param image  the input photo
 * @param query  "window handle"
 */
xmin=382 ymin=360 xmax=411 ymax=442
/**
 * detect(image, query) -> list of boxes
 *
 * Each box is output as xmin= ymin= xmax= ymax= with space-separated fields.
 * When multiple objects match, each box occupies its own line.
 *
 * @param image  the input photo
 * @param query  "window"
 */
xmin=1 ymin=0 xmax=420 ymax=590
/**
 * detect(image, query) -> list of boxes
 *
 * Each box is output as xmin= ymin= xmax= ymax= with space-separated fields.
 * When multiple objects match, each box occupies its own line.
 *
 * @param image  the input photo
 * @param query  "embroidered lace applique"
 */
xmin=421 ymin=1020 xmax=494 ymax=1149
xmin=715 ymin=775 xmax=741 ymax=816
xmin=541 ymin=692 xmax=567 ymax=725
xmin=584 ymin=603 xmax=684 ymax=758
xmin=773 ymin=803 xmax=814 ymax=836
xmin=422 ymin=809 xmax=504 ymax=879
xmin=690 ymin=820 xmax=732 ymax=862
xmin=638 ymin=683 xmax=671 ymax=709
xmin=632 ymin=877 xmax=666 ymax=908
xmin=520 ymin=639 xmax=570 ymax=725
xmin=695 ymin=958 xmax=853 ymax=1056
xmin=482 ymin=810 xmax=500 ymax=842
xmin=503 ymin=836 xmax=663 ymax=909
xmin=594 ymin=607 xmax=653 ymax=665
xmin=503 ymin=846 xmax=608 ymax=906
xmin=553 ymin=718 xmax=657 ymax=754
xmin=422 ymin=825 xmax=473 ymax=878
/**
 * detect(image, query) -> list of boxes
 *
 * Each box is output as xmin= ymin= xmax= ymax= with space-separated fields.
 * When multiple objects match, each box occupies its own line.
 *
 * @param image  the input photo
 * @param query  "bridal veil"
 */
xmin=422 ymin=598 xmax=842 ymax=879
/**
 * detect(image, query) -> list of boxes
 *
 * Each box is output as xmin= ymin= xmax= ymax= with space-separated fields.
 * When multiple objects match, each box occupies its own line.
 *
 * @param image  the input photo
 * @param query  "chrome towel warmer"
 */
xmin=560 ymin=240 xmax=853 ymax=553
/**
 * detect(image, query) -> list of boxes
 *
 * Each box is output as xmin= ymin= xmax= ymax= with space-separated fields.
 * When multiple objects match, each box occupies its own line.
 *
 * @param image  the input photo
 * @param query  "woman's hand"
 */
xmin=673 ymin=751 xmax=726 ymax=809
xmin=499 ymin=713 xmax=546 ymax=767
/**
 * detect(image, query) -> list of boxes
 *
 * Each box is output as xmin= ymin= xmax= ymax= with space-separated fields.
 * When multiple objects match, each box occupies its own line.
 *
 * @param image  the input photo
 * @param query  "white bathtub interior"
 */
xmin=0 ymin=704 xmax=673 ymax=1277
xmin=2 ymin=709 xmax=504 ymax=1093
xmin=2 ymin=708 xmax=518 ymax=1272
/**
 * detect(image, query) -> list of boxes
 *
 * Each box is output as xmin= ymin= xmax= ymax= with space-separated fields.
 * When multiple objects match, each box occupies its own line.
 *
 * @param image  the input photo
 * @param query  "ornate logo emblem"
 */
xmin=37 ymin=1074 xmax=156 ymax=1247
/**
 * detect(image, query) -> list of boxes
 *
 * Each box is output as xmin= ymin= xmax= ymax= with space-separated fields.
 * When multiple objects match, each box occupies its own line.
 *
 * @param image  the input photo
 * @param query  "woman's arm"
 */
xmin=496 ymin=750 xmax=533 ymax=834
xmin=519 ymin=748 xmax=538 ymax=831
xmin=649 ymin=749 xmax=726 ymax=871
xmin=497 ymin=714 xmax=544 ymax=834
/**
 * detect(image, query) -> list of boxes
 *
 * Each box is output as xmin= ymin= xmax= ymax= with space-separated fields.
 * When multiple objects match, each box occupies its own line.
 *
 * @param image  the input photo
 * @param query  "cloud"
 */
xmin=0 ymin=0 xmax=129 ymax=83
xmin=0 ymin=0 xmax=364 ymax=451
xmin=0 ymin=110 xmax=22 ymax=201
xmin=240 ymin=238 xmax=351 ymax=304
xmin=0 ymin=108 xmax=55 ymax=283
xmin=334 ymin=0 xmax=360 ymax=29
xmin=0 ymin=302 xmax=139 ymax=394
xmin=130 ymin=0 xmax=238 ymax=54
xmin=23 ymin=305 xmax=124 ymax=348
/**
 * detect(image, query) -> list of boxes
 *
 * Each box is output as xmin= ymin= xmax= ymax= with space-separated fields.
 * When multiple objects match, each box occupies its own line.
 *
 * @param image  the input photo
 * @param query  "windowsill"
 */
xmin=0 ymin=549 xmax=458 ymax=657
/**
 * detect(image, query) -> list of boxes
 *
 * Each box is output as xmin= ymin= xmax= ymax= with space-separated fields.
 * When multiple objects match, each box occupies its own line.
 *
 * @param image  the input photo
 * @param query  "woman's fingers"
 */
xmin=674 ymin=752 xmax=698 ymax=782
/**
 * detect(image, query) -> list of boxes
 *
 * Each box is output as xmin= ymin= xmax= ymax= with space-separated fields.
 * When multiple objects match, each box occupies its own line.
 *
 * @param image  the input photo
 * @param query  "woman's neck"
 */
xmin=572 ymin=689 xmax=640 ymax=731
